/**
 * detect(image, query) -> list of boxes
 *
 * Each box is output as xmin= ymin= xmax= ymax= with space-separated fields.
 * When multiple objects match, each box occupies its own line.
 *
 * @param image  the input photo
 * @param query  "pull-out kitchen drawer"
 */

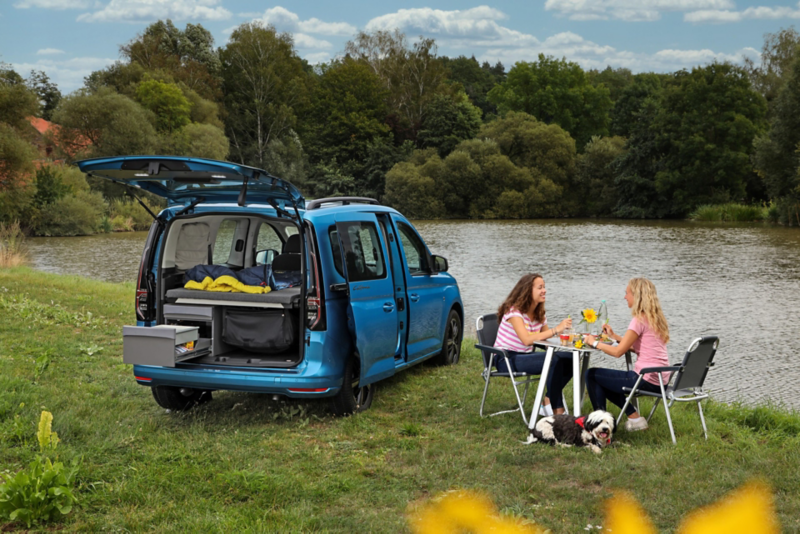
xmin=123 ymin=325 xmax=209 ymax=367
xmin=163 ymin=304 xmax=215 ymax=322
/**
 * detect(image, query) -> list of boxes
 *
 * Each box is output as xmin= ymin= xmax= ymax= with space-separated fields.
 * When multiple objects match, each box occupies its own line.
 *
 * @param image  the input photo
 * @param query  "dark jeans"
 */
xmin=585 ymin=368 xmax=663 ymax=416
xmin=495 ymin=350 xmax=574 ymax=409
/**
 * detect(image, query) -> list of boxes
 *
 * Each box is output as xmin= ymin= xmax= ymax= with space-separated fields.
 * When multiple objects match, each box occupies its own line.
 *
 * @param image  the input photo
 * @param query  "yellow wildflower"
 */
xmin=605 ymin=492 xmax=657 ymax=534
xmin=574 ymin=339 xmax=584 ymax=349
xmin=677 ymin=481 xmax=779 ymax=534
xmin=410 ymin=490 xmax=544 ymax=534
xmin=37 ymin=410 xmax=59 ymax=452
xmin=604 ymin=480 xmax=779 ymax=534
xmin=582 ymin=308 xmax=598 ymax=323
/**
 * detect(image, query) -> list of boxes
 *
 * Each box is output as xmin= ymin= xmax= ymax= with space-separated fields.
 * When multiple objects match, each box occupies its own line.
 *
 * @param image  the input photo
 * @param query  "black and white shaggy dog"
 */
xmin=526 ymin=410 xmax=616 ymax=454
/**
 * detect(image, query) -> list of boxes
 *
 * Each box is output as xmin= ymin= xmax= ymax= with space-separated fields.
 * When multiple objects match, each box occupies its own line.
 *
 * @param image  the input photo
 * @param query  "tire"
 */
xmin=151 ymin=386 xmax=212 ymax=411
xmin=432 ymin=308 xmax=462 ymax=366
xmin=330 ymin=356 xmax=375 ymax=416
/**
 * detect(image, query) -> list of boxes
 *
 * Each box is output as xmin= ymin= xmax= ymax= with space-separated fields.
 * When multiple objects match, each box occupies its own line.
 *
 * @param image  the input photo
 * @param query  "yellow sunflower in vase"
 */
xmin=582 ymin=308 xmax=598 ymax=324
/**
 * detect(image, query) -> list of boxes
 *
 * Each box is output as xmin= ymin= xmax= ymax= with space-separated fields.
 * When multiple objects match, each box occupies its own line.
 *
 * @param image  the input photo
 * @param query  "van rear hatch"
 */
xmin=76 ymin=156 xmax=305 ymax=210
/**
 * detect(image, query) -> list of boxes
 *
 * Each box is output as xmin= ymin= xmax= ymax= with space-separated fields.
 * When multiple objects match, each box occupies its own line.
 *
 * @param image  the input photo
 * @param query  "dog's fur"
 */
xmin=526 ymin=410 xmax=616 ymax=454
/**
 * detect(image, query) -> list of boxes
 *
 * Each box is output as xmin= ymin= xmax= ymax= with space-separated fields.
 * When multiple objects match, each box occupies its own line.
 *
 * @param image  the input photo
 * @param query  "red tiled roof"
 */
xmin=29 ymin=117 xmax=53 ymax=136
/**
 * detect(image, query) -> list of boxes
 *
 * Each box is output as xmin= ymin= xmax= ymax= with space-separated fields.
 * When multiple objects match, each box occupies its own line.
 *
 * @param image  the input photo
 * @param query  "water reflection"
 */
xmin=27 ymin=231 xmax=148 ymax=284
xmin=25 ymin=220 xmax=800 ymax=409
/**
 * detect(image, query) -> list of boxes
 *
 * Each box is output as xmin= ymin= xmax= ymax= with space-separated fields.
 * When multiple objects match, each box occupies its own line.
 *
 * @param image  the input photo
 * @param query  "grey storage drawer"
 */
xmin=163 ymin=304 xmax=215 ymax=322
xmin=123 ymin=325 xmax=207 ymax=367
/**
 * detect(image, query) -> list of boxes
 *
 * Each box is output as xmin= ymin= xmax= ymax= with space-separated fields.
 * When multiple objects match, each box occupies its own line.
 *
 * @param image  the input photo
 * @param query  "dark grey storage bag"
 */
xmin=222 ymin=309 xmax=296 ymax=353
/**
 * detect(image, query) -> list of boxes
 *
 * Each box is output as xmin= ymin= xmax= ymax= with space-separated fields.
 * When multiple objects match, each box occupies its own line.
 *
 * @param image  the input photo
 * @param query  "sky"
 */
xmin=1 ymin=0 xmax=799 ymax=94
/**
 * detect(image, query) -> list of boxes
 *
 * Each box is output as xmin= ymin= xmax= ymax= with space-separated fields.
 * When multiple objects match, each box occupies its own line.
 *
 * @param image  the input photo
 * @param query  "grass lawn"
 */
xmin=2 ymin=267 xmax=799 ymax=532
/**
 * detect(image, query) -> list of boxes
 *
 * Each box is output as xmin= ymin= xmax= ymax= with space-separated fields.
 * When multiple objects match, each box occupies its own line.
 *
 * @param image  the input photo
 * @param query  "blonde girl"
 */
xmin=584 ymin=277 xmax=670 ymax=431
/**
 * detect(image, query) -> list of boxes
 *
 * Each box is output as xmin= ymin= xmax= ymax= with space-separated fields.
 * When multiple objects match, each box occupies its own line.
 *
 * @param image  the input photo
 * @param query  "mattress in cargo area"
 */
xmin=165 ymin=287 xmax=301 ymax=308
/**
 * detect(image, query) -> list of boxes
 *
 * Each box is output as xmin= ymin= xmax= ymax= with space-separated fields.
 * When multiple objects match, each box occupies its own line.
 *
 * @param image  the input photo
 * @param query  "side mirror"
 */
xmin=432 ymin=254 xmax=448 ymax=273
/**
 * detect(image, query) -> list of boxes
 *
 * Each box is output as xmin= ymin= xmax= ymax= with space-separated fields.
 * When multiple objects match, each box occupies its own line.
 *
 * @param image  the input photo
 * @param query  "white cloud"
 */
xmin=77 ymin=0 xmax=231 ymax=23
xmin=480 ymin=41 xmax=759 ymax=74
xmin=293 ymin=34 xmax=333 ymax=50
xmin=255 ymin=6 xmax=356 ymax=36
xmin=685 ymin=4 xmax=800 ymax=23
xmin=12 ymin=56 xmax=116 ymax=93
xmin=14 ymin=0 xmax=92 ymax=8
xmin=365 ymin=6 xmax=529 ymax=45
xmin=37 ymin=48 xmax=66 ymax=55
xmin=544 ymin=0 xmax=735 ymax=21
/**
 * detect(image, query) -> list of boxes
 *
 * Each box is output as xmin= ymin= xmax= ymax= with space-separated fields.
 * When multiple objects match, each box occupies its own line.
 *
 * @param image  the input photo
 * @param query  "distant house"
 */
xmin=26 ymin=116 xmax=91 ymax=165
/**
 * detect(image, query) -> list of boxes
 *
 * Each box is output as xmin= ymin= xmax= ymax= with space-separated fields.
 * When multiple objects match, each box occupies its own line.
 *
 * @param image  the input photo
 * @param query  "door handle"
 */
xmin=409 ymin=293 xmax=420 ymax=302
xmin=383 ymin=302 xmax=395 ymax=312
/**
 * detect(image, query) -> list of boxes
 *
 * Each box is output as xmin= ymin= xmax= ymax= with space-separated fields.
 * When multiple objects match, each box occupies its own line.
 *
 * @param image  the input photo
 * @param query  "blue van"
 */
xmin=78 ymin=156 xmax=463 ymax=415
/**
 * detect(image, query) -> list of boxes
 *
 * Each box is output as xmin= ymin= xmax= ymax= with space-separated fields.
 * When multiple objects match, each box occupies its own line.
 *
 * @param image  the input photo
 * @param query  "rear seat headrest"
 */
xmin=283 ymin=234 xmax=301 ymax=254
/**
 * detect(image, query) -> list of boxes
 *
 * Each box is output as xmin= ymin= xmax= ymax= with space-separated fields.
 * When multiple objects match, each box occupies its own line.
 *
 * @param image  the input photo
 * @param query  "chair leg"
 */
xmin=657 ymin=377 xmax=676 ymax=445
xmin=647 ymin=398 xmax=660 ymax=422
xmin=617 ymin=374 xmax=646 ymax=426
xmin=697 ymin=401 xmax=708 ymax=440
xmin=511 ymin=375 xmax=528 ymax=426
xmin=617 ymin=394 xmax=633 ymax=426
xmin=521 ymin=379 xmax=531 ymax=406
xmin=479 ymin=372 xmax=492 ymax=418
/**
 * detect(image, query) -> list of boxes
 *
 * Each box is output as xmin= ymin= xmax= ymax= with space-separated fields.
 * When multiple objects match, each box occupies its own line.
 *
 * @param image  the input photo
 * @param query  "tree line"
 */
xmin=2 ymin=21 xmax=800 ymax=235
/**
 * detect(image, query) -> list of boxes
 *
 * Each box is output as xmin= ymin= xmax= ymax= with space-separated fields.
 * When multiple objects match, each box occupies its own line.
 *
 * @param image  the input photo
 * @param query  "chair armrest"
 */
xmin=475 ymin=344 xmax=509 ymax=358
xmin=638 ymin=365 xmax=681 ymax=374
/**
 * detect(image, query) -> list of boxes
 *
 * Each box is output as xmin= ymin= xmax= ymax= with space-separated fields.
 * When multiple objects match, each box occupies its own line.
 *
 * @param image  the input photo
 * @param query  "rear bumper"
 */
xmin=133 ymin=365 xmax=342 ymax=398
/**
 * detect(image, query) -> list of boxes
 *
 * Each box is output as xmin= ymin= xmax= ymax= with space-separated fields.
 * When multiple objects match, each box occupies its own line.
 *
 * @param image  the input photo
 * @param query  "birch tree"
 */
xmin=220 ymin=22 xmax=309 ymax=169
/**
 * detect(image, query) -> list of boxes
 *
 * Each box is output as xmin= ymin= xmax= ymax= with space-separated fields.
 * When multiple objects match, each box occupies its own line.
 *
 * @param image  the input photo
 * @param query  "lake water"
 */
xmin=25 ymin=220 xmax=800 ymax=410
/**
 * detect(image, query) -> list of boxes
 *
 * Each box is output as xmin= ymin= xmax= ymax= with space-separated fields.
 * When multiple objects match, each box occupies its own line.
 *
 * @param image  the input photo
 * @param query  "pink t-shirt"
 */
xmin=494 ymin=307 xmax=546 ymax=353
xmin=629 ymin=316 xmax=670 ymax=386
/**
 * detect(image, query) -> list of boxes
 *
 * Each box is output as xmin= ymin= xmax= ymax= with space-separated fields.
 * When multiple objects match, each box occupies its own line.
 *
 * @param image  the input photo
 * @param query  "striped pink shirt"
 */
xmin=494 ymin=307 xmax=546 ymax=353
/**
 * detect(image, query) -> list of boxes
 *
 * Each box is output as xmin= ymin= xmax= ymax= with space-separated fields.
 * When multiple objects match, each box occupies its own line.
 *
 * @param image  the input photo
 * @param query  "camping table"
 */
xmin=527 ymin=338 xmax=619 ymax=432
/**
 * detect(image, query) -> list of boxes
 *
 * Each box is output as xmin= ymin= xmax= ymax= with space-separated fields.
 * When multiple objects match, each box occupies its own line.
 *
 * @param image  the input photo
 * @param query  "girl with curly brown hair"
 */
xmin=494 ymin=273 xmax=574 ymax=415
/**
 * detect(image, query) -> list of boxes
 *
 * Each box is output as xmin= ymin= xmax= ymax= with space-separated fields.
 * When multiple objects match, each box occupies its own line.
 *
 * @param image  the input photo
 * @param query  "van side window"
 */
xmin=334 ymin=222 xmax=386 ymax=282
xmin=212 ymin=219 xmax=238 ymax=264
xmin=256 ymin=222 xmax=282 ymax=254
xmin=396 ymin=222 xmax=429 ymax=274
xmin=329 ymin=227 xmax=344 ymax=277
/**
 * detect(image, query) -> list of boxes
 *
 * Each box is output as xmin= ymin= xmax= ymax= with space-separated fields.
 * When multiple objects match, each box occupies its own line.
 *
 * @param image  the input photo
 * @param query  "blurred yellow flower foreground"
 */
xmin=410 ymin=481 xmax=779 ymax=534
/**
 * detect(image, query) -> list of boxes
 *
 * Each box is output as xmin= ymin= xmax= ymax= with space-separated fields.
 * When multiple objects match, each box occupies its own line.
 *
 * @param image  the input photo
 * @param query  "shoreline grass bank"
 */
xmin=2 ymin=267 xmax=799 ymax=532
xmin=688 ymin=202 xmax=773 ymax=222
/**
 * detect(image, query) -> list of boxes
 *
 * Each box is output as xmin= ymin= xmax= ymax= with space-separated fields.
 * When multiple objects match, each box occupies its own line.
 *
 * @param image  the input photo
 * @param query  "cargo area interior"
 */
xmin=157 ymin=213 xmax=305 ymax=368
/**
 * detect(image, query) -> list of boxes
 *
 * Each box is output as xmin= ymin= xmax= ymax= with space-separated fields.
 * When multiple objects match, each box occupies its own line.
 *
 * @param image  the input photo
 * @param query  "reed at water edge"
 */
xmin=688 ymin=203 xmax=771 ymax=222
xmin=0 ymin=221 xmax=28 ymax=267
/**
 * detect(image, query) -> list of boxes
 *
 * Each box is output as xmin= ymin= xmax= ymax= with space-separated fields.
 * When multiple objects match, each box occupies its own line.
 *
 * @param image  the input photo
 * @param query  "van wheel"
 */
xmin=433 ymin=309 xmax=462 ymax=366
xmin=151 ymin=386 xmax=212 ymax=411
xmin=330 ymin=356 xmax=375 ymax=416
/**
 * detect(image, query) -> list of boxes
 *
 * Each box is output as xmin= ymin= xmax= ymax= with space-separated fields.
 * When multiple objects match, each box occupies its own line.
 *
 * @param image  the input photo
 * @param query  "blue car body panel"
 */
xmin=86 ymin=157 xmax=462 ymax=402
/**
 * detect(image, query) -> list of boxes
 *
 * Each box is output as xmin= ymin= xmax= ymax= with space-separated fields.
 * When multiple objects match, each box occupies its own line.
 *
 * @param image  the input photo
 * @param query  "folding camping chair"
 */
xmin=617 ymin=335 xmax=718 ymax=444
xmin=476 ymin=314 xmax=566 ymax=425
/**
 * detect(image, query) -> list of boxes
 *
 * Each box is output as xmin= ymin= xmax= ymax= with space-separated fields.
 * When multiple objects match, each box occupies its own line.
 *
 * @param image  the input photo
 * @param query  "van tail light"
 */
xmin=135 ymin=256 xmax=153 ymax=322
xmin=307 ymin=296 xmax=322 ymax=329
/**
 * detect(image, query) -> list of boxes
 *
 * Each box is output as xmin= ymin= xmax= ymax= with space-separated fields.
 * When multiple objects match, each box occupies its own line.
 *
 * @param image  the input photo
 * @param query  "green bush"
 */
xmin=32 ymin=191 xmax=107 ymax=236
xmin=0 ymin=411 xmax=78 ymax=528
xmin=688 ymin=203 xmax=768 ymax=222
xmin=108 ymin=198 xmax=157 ymax=231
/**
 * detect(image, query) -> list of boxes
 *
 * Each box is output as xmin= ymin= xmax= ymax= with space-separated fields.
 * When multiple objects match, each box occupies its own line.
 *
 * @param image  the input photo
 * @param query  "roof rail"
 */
xmin=305 ymin=197 xmax=380 ymax=210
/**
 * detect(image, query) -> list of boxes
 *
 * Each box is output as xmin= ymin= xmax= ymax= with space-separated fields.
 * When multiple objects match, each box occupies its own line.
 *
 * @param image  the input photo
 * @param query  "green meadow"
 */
xmin=2 ymin=267 xmax=800 ymax=532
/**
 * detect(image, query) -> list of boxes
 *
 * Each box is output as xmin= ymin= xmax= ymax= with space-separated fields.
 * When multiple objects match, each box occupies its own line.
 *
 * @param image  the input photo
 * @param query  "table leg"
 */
xmin=528 ymin=345 xmax=555 ymax=431
xmin=572 ymin=349 xmax=582 ymax=417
